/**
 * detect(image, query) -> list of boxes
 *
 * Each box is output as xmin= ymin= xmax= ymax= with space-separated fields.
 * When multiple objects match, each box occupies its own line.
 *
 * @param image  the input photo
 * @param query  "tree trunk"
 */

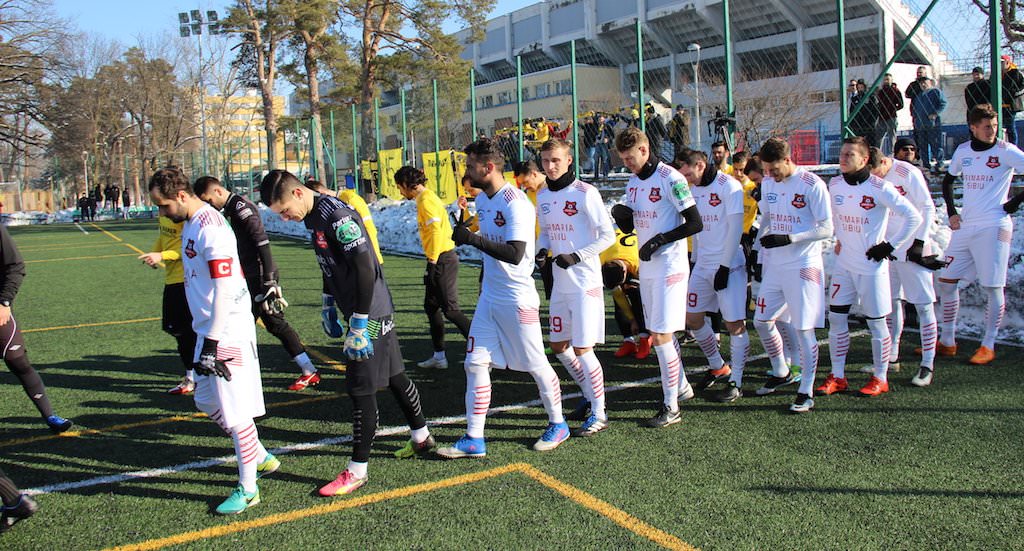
xmin=303 ymin=33 xmax=326 ymax=184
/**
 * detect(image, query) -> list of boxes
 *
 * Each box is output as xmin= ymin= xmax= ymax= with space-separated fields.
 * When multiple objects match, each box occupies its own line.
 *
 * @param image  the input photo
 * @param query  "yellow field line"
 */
xmin=89 ymin=222 xmax=160 ymax=264
xmin=103 ymin=463 xmax=697 ymax=551
xmin=519 ymin=464 xmax=699 ymax=551
xmin=25 ymin=252 xmax=137 ymax=264
xmin=0 ymin=394 xmax=338 ymax=449
xmin=305 ymin=346 xmax=346 ymax=370
xmin=104 ymin=464 xmax=526 ymax=551
xmin=22 ymin=317 xmax=162 ymax=334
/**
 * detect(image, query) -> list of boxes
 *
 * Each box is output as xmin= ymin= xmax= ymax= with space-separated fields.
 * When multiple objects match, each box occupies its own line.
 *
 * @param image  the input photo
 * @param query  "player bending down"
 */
xmin=437 ymin=138 xmax=570 ymax=458
xmin=611 ymin=127 xmax=703 ymax=428
xmin=149 ymin=168 xmax=278 ymax=515
xmin=260 ymin=170 xmax=434 ymax=496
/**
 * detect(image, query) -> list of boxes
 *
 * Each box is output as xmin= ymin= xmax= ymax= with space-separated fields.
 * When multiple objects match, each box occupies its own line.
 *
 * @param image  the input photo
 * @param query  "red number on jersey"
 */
xmin=551 ymin=316 xmax=563 ymax=333
xmin=831 ymin=283 xmax=841 ymax=299
xmin=688 ymin=292 xmax=698 ymax=308
xmin=208 ymin=258 xmax=233 ymax=279
xmin=757 ymin=297 xmax=767 ymax=313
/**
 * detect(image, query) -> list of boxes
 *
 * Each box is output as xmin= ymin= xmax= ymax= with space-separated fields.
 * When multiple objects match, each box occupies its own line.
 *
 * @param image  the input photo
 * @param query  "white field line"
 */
xmin=73 ymin=223 xmax=88 ymax=234
xmin=25 ymin=331 xmax=863 ymax=496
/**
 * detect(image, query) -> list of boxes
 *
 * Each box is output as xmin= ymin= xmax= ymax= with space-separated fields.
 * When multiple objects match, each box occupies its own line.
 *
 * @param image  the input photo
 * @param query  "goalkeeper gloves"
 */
xmin=255 ymin=279 xmax=289 ymax=315
xmin=320 ymin=293 xmax=345 ymax=338
xmin=197 ymin=338 xmax=232 ymax=381
xmin=343 ymin=313 xmax=374 ymax=361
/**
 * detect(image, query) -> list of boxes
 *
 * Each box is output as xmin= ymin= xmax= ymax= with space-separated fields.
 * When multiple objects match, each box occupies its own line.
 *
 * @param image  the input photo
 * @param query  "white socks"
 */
xmin=777 ymin=320 xmax=800 ymax=367
xmin=916 ymin=303 xmax=938 ymax=369
xmin=347 ymin=460 xmax=368 ymax=478
xmin=937 ymin=280 xmax=959 ymax=347
xmin=728 ymin=331 xmax=750 ymax=385
xmin=465 ymin=366 xmax=492 ymax=438
xmin=529 ymin=364 xmax=565 ymax=424
xmin=753 ymin=319 xmax=789 ymax=377
xmin=693 ymin=324 xmax=725 ymax=370
xmin=982 ymin=286 xmax=1006 ymax=349
xmin=796 ymin=329 xmax=819 ymax=396
xmin=230 ymin=420 xmax=266 ymax=493
xmin=887 ymin=301 xmax=904 ymax=363
xmin=828 ymin=312 xmax=850 ymax=379
xmin=576 ymin=351 xmax=607 ymax=421
xmin=294 ymin=352 xmax=316 ymax=375
xmin=866 ymin=317 xmax=891 ymax=382
xmin=654 ymin=341 xmax=682 ymax=411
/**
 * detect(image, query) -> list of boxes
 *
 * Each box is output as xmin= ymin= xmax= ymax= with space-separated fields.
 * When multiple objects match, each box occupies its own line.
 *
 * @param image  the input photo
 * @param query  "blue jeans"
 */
xmin=915 ymin=118 xmax=943 ymax=167
xmin=876 ymin=118 xmax=897 ymax=156
xmin=593 ymin=143 xmax=612 ymax=178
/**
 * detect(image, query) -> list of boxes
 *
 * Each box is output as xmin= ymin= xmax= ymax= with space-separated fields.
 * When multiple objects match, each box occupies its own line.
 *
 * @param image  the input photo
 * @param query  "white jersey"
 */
xmin=475 ymin=183 xmax=538 ymax=305
xmin=691 ymin=171 xmax=745 ymax=269
xmin=883 ymin=159 xmax=934 ymax=257
xmin=830 ymin=174 xmax=920 ymax=276
xmin=181 ymin=204 xmax=257 ymax=342
xmin=758 ymin=168 xmax=831 ymax=269
xmin=947 ymin=139 xmax=1024 ymax=227
xmin=625 ymin=161 xmax=697 ymax=274
xmin=537 ymin=179 xmax=615 ymax=295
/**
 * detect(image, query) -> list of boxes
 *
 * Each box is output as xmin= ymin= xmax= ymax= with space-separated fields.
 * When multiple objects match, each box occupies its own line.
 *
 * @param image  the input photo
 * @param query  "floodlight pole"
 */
xmin=198 ymin=32 xmax=208 ymax=174
xmin=688 ymin=43 xmax=701 ymax=150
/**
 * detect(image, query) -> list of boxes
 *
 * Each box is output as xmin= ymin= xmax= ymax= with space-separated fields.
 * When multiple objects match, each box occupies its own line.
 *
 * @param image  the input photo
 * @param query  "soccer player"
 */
xmin=937 ymin=103 xmax=1024 ymax=364
xmin=260 ymin=170 xmax=434 ymax=495
xmin=818 ymin=137 xmax=922 ymax=399
xmin=514 ymin=159 xmax=553 ymax=299
xmin=0 ymin=224 xmax=73 ymax=433
xmin=138 ymin=215 xmax=199 ymax=395
xmin=149 ymin=168 xmax=277 ymax=515
xmin=436 ymin=138 xmax=569 ymax=457
xmin=752 ymin=138 xmax=832 ymax=413
xmin=673 ymin=149 xmax=750 ymax=401
xmin=193 ymin=176 xmax=320 ymax=390
xmin=869 ymin=148 xmax=946 ymax=386
xmin=394 ymin=166 xmax=472 ymax=370
xmin=599 ymin=225 xmax=650 ymax=360
xmin=0 ymin=467 xmax=36 ymax=533
xmin=610 ymin=127 xmax=703 ymax=427
xmin=535 ymin=138 xmax=615 ymax=436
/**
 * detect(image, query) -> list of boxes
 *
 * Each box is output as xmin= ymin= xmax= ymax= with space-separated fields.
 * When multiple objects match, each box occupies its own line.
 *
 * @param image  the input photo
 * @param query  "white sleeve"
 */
xmin=575 ymin=188 xmax=616 ymax=260
xmin=880 ymin=185 xmax=923 ymax=250
xmin=947 ymin=147 xmax=963 ymax=177
xmin=791 ymin=181 xmax=833 ymax=243
xmin=908 ymin=169 xmax=934 ymax=243
xmin=721 ymin=213 xmax=744 ymax=266
xmin=200 ymin=226 xmax=237 ymax=341
xmin=667 ymin=172 xmax=697 ymax=212
xmin=507 ymin=199 xmax=535 ymax=245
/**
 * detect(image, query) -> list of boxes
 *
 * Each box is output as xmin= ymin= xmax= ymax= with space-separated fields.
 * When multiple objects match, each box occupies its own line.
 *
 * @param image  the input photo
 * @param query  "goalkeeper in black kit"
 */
xmin=194 ymin=176 xmax=320 ymax=390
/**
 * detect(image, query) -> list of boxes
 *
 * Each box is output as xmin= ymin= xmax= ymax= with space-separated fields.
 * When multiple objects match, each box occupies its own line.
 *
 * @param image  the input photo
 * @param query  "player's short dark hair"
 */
xmin=867 ymin=147 xmax=883 ymax=169
xmin=711 ymin=140 xmax=729 ymax=151
xmin=513 ymin=159 xmax=541 ymax=177
xmin=304 ymin=180 xmax=329 ymax=193
xmin=463 ymin=138 xmax=505 ymax=168
xmin=732 ymin=150 xmax=750 ymax=164
xmin=744 ymin=157 xmax=763 ymax=176
xmin=394 ymin=166 xmax=427 ymax=188
xmin=192 ymin=176 xmax=221 ymax=197
xmin=968 ymin=103 xmax=997 ymax=126
xmin=149 ymin=167 xmax=194 ymax=198
xmin=614 ymin=126 xmax=648 ymax=152
xmin=673 ymin=148 xmax=707 ymax=167
xmin=842 ymin=136 xmax=870 ymax=157
xmin=540 ymin=138 xmax=571 ymax=153
xmin=260 ymin=169 xmax=302 ymax=206
xmin=601 ymin=261 xmax=627 ymax=290
xmin=758 ymin=138 xmax=790 ymax=163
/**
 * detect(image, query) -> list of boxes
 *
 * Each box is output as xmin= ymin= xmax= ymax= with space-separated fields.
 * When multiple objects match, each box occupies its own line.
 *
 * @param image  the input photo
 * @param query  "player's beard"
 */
xmin=166 ymin=212 xmax=187 ymax=223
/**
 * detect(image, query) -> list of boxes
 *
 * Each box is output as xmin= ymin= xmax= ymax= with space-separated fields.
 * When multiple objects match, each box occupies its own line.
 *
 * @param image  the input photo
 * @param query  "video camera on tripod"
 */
xmin=706 ymin=108 xmax=736 ymax=137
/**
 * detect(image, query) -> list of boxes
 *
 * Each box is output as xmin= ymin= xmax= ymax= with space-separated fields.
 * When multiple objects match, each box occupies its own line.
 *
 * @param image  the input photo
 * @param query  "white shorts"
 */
xmin=549 ymin=288 xmax=606 ymax=348
xmin=940 ymin=221 xmax=1013 ymax=287
xmin=688 ymin=265 xmax=747 ymax=322
xmin=755 ymin=265 xmax=825 ymax=330
xmin=889 ymin=260 xmax=936 ymax=305
xmin=640 ymin=265 xmax=690 ymax=334
xmin=830 ymin=268 xmax=892 ymax=318
xmin=467 ymin=296 xmax=548 ymax=373
xmin=193 ymin=339 xmax=266 ymax=429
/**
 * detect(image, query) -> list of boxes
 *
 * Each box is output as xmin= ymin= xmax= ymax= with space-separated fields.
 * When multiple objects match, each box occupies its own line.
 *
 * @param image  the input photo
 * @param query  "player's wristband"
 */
xmin=322 ymin=293 xmax=335 ymax=309
xmin=349 ymin=313 xmax=369 ymax=330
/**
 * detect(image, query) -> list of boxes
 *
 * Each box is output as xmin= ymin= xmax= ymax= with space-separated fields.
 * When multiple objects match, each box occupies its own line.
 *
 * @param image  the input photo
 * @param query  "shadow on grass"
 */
xmin=751 ymin=485 xmax=1024 ymax=499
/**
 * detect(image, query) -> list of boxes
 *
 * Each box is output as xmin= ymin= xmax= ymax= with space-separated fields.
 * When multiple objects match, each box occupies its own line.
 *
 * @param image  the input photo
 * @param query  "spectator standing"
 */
xmin=581 ymin=116 xmax=599 ymax=175
xmin=894 ymin=137 xmax=918 ymax=165
xmin=911 ymin=78 xmax=947 ymax=170
xmin=594 ymin=115 xmax=614 ymax=179
xmin=876 ymin=73 xmax=905 ymax=155
xmin=906 ymin=66 xmax=930 ymax=150
xmin=964 ymin=66 xmax=992 ymax=115
xmin=121 ymin=188 xmax=131 ymax=219
xmin=110 ymin=183 xmax=120 ymax=212
xmin=645 ymin=105 xmax=670 ymax=163
xmin=667 ymin=105 xmax=691 ymax=155
xmin=849 ymin=79 xmax=879 ymax=146
xmin=1000 ymin=55 xmax=1024 ymax=145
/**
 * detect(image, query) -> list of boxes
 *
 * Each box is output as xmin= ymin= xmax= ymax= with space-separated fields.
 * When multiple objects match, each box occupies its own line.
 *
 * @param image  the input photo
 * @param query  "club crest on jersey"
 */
xmin=987 ymin=156 xmax=1000 ymax=169
xmin=791 ymin=194 xmax=806 ymax=208
xmin=895 ymin=185 xmax=906 ymax=196
xmin=184 ymin=239 xmax=196 ymax=259
xmin=649 ymin=187 xmax=662 ymax=202
xmin=708 ymin=193 xmax=721 ymax=207
xmin=314 ymin=230 xmax=328 ymax=249
xmin=494 ymin=211 xmax=506 ymax=227
xmin=563 ymin=201 xmax=578 ymax=216
xmin=860 ymin=195 xmax=876 ymax=210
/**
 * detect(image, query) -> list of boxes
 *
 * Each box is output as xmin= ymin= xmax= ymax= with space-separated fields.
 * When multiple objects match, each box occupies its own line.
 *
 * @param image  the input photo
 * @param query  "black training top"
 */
xmin=0 ymin=224 xmax=25 ymax=303
xmin=304 ymin=193 xmax=394 ymax=319
xmin=223 ymin=193 xmax=275 ymax=280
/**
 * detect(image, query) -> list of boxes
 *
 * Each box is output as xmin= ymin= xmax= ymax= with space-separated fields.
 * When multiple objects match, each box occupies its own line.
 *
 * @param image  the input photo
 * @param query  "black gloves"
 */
xmin=1003 ymin=194 xmax=1024 ymax=214
xmin=905 ymin=239 xmax=925 ymax=264
xmin=865 ymin=241 xmax=896 ymax=262
xmin=638 ymin=233 xmax=667 ymax=261
xmin=451 ymin=211 xmax=479 ymax=247
xmin=610 ymin=204 xmax=634 ymax=233
xmin=714 ymin=265 xmax=731 ymax=291
xmin=554 ymin=252 xmax=581 ymax=269
xmin=535 ymin=248 xmax=549 ymax=270
xmin=760 ymin=234 xmax=791 ymax=249
xmin=197 ymin=338 xmax=232 ymax=380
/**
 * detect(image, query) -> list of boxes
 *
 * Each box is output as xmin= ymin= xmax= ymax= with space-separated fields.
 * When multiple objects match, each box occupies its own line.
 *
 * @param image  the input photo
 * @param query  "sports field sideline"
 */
xmin=1 ymin=219 xmax=1021 ymax=550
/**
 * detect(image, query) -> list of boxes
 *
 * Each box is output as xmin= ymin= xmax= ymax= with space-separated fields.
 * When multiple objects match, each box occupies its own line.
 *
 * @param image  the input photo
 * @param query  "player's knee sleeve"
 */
xmin=866 ymin=316 xmax=888 ymax=338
